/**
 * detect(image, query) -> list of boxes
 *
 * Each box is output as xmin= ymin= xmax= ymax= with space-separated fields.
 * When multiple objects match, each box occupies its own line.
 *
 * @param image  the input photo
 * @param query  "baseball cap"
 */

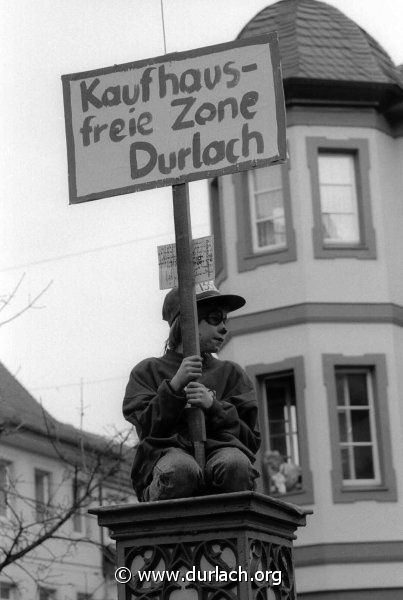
xmin=162 ymin=283 xmax=246 ymax=326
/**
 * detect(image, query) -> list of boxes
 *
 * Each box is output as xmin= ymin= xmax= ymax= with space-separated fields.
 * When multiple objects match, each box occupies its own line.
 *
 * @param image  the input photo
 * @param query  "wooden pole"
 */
xmin=172 ymin=182 xmax=206 ymax=469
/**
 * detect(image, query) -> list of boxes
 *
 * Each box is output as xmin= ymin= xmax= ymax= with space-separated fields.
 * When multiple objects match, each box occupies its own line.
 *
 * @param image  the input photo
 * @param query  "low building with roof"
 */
xmin=210 ymin=0 xmax=403 ymax=598
xmin=0 ymin=361 xmax=134 ymax=600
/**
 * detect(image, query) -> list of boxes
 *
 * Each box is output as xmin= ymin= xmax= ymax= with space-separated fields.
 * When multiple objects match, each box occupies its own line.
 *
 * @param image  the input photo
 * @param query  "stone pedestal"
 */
xmin=90 ymin=491 xmax=311 ymax=600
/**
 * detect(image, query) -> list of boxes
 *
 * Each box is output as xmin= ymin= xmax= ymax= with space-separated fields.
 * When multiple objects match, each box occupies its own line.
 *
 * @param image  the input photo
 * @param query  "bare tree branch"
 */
xmin=0 ymin=277 xmax=53 ymax=327
xmin=0 ymin=274 xmax=25 ymax=313
xmin=0 ymin=412 xmax=132 ymax=578
xmin=0 ymin=278 xmax=131 ymax=588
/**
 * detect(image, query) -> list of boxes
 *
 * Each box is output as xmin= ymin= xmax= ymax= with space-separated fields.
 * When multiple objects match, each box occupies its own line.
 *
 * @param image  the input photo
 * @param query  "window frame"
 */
xmin=336 ymin=367 xmax=381 ymax=486
xmin=233 ymin=157 xmax=296 ymax=272
xmin=38 ymin=587 xmax=56 ymax=600
xmin=246 ymin=356 xmax=314 ymax=505
xmin=263 ymin=371 xmax=300 ymax=467
xmin=318 ymin=152 xmax=361 ymax=246
xmin=307 ymin=137 xmax=376 ymax=259
xmin=0 ymin=461 xmax=12 ymax=520
xmin=208 ymin=177 xmax=227 ymax=285
xmin=72 ymin=480 xmax=84 ymax=533
xmin=0 ymin=582 xmax=14 ymax=600
xmin=72 ymin=479 xmax=90 ymax=535
xmin=323 ymin=354 xmax=397 ymax=502
xmin=34 ymin=469 xmax=52 ymax=522
xmin=248 ymin=165 xmax=287 ymax=253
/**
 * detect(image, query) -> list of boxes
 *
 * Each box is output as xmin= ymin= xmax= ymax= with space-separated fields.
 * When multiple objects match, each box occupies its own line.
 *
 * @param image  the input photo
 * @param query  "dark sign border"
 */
xmin=62 ymin=33 xmax=286 ymax=205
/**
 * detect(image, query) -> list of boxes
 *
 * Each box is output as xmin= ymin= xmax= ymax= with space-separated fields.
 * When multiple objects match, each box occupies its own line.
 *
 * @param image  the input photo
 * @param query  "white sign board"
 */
xmin=62 ymin=34 xmax=286 ymax=204
xmin=158 ymin=236 xmax=214 ymax=289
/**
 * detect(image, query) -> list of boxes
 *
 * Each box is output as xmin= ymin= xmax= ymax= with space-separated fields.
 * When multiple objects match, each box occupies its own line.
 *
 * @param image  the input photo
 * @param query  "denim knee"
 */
xmin=205 ymin=447 xmax=259 ymax=493
xmin=144 ymin=449 xmax=202 ymax=501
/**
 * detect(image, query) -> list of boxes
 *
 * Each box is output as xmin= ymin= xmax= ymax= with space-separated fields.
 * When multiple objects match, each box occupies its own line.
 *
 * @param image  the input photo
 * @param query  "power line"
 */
xmin=0 ymin=223 xmax=209 ymax=272
xmin=160 ymin=0 xmax=167 ymax=54
xmin=0 ymin=231 xmax=172 ymax=272
xmin=30 ymin=374 xmax=129 ymax=392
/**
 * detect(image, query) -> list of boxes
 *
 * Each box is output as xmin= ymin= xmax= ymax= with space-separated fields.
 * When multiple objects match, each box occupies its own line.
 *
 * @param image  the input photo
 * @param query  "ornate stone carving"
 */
xmin=250 ymin=539 xmax=295 ymax=599
xmin=125 ymin=539 xmax=238 ymax=599
xmin=122 ymin=538 xmax=294 ymax=600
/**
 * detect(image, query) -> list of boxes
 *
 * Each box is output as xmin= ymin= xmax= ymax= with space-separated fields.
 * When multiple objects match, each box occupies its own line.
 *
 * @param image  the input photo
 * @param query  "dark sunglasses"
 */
xmin=202 ymin=311 xmax=228 ymax=326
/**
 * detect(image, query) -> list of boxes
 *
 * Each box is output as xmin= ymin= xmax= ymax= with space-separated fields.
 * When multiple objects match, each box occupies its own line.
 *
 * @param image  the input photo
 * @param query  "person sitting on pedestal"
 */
xmin=123 ymin=284 xmax=261 ymax=502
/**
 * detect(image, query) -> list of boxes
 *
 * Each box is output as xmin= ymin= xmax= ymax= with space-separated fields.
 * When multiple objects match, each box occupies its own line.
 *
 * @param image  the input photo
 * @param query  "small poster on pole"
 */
xmin=158 ymin=236 xmax=214 ymax=289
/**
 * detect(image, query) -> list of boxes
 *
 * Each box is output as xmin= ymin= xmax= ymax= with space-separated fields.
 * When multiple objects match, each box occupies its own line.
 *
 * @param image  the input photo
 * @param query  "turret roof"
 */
xmin=239 ymin=0 xmax=402 ymax=87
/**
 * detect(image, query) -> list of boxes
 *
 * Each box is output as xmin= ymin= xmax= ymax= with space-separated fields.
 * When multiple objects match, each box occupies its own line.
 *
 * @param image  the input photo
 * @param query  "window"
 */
xmin=34 ymin=469 xmax=51 ymax=522
xmin=265 ymin=373 xmax=300 ymax=466
xmin=246 ymin=357 xmax=313 ymax=504
xmin=264 ymin=372 xmax=302 ymax=495
xmin=233 ymin=157 xmax=296 ymax=271
xmin=209 ymin=177 xmax=227 ymax=284
xmin=38 ymin=588 xmax=56 ymax=600
xmin=0 ymin=583 xmax=13 ymax=600
xmin=72 ymin=511 xmax=83 ymax=533
xmin=248 ymin=165 xmax=286 ymax=252
xmin=0 ymin=462 xmax=11 ymax=518
xmin=307 ymin=137 xmax=376 ymax=259
xmin=72 ymin=481 xmax=85 ymax=533
xmin=318 ymin=152 xmax=360 ymax=245
xmin=336 ymin=369 xmax=380 ymax=485
xmin=323 ymin=354 xmax=397 ymax=502
xmin=77 ymin=594 xmax=92 ymax=600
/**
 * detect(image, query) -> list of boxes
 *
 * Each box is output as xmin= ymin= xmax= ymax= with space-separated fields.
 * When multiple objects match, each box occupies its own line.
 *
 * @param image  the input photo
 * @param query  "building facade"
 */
xmin=211 ymin=1 xmax=403 ymax=597
xmin=0 ymin=362 xmax=133 ymax=600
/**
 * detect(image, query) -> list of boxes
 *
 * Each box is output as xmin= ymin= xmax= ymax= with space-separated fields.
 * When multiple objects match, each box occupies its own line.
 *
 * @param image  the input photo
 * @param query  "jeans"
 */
xmin=143 ymin=447 xmax=259 ymax=501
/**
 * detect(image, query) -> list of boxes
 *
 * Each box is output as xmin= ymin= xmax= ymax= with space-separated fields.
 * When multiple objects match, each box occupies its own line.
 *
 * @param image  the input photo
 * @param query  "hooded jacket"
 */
xmin=123 ymin=349 xmax=260 ymax=498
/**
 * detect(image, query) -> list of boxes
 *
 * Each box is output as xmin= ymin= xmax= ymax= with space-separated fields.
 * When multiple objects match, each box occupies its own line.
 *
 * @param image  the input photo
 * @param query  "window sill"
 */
xmin=323 ymin=242 xmax=366 ymax=249
xmin=315 ymin=247 xmax=376 ymax=259
xmin=341 ymin=484 xmax=388 ymax=492
xmin=250 ymin=244 xmax=288 ymax=255
xmin=333 ymin=484 xmax=397 ymax=503
xmin=245 ymin=247 xmax=288 ymax=258
xmin=237 ymin=238 xmax=297 ymax=271
xmin=313 ymin=227 xmax=377 ymax=259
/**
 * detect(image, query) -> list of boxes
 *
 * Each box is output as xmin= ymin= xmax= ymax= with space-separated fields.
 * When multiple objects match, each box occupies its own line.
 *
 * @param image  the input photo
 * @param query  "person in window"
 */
xmin=123 ymin=285 xmax=260 ymax=502
xmin=263 ymin=450 xmax=301 ymax=494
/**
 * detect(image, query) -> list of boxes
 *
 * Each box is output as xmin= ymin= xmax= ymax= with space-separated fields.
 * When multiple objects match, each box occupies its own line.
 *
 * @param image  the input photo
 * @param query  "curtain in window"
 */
xmin=251 ymin=166 xmax=285 ymax=250
xmin=318 ymin=153 xmax=360 ymax=244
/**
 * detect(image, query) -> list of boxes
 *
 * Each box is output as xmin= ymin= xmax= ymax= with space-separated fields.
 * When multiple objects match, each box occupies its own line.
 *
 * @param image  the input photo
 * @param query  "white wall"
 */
xmin=221 ymin=321 xmax=403 ymax=550
xmin=219 ymin=124 xmax=399 ymax=315
xmin=0 ymin=439 xmax=132 ymax=600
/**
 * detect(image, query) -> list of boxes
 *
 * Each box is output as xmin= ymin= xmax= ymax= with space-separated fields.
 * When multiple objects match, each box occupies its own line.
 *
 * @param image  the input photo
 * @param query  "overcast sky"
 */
xmin=1 ymin=0 xmax=403 ymax=438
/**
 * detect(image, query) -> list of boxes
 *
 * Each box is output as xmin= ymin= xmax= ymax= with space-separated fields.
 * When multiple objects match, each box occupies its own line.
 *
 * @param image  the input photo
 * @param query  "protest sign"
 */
xmin=62 ymin=34 xmax=286 ymax=204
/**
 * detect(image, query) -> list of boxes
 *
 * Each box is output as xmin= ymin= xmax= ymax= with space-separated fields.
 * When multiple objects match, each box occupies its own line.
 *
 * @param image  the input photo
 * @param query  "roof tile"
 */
xmin=238 ymin=0 xmax=402 ymax=86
